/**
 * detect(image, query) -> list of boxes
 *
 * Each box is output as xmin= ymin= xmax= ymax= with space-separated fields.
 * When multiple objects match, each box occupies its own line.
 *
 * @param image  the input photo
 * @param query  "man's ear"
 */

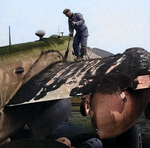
xmin=80 ymin=95 xmax=90 ymax=116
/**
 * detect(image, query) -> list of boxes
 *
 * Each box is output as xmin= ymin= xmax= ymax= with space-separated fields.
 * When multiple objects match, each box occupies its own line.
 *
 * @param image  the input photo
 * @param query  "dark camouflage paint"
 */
xmin=7 ymin=47 xmax=150 ymax=106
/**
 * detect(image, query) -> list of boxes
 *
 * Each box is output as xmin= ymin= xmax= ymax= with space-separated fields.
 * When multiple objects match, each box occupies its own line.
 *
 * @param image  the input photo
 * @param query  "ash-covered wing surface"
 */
xmin=7 ymin=48 xmax=150 ymax=106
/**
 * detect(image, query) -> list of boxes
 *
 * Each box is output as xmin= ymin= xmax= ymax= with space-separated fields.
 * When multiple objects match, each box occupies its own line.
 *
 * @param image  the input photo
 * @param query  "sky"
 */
xmin=0 ymin=0 xmax=150 ymax=54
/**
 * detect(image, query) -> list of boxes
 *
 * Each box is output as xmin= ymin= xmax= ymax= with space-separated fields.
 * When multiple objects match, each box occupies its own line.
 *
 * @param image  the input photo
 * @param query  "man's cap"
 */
xmin=63 ymin=8 xmax=70 ymax=14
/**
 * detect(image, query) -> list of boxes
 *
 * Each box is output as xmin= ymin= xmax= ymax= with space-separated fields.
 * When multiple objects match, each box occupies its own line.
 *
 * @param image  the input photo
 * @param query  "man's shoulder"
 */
xmin=74 ymin=12 xmax=82 ymax=16
xmin=73 ymin=12 xmax=83 ymax=19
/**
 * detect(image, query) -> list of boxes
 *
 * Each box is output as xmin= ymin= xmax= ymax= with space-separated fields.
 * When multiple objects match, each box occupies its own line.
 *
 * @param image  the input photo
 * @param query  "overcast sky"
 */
xmin=1 ymin=0 xmax=150 ymax=54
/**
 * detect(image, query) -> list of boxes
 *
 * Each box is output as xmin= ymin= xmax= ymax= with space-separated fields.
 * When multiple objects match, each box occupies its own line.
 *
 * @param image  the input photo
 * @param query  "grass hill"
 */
xmin=0 ymin=35 xmax=70 ymax=66
xmin=0 ymin=35 xmax=69 ymax=55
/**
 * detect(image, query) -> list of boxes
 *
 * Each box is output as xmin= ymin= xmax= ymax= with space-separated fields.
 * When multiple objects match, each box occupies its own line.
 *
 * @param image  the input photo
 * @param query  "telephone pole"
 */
xmin=9 ymin=26 xmax=11 ymax=46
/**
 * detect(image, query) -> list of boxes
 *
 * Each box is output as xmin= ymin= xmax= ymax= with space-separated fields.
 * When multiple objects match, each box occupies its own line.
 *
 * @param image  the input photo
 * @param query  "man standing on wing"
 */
xmin=63 ymin=8 xmax=89 ymax=62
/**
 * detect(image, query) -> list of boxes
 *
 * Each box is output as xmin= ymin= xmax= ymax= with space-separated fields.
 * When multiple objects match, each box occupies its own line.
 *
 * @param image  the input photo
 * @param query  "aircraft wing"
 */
xmin=7 ymin=47 xmax=150 ymax=107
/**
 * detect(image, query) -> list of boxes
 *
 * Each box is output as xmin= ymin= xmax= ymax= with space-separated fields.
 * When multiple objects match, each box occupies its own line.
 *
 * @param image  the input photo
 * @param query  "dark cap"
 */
xmin=63 ymin=8 xmax=70 ymax=14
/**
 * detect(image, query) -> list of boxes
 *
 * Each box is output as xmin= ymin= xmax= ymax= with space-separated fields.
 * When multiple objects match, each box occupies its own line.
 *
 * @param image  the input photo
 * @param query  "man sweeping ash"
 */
xmin=63 ymin=8 xmax=89 ymax=62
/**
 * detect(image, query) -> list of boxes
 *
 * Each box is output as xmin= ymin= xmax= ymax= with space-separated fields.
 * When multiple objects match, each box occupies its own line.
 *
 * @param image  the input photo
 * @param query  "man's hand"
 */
xmin=72 ymin=21 xmax=76 ymax=25
xmin=69 ymin=33 xmax=73 ymax=37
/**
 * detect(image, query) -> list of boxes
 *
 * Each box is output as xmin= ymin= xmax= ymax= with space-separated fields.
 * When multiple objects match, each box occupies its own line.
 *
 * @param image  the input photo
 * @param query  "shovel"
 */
xmin=63 ymin=36 xmax=72 ymax=61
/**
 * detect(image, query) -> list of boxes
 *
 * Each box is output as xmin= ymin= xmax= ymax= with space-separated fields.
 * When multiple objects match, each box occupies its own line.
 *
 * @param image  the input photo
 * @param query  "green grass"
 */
xmin=0 ymin=35 xmax=70 ymax=66
xmin=0 ymin=35 xmax=69 ymax=55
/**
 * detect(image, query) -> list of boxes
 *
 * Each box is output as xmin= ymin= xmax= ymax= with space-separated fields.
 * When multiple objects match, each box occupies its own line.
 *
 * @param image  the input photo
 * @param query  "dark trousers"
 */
xmin=73 ymin=34 xmax=88 ymax=58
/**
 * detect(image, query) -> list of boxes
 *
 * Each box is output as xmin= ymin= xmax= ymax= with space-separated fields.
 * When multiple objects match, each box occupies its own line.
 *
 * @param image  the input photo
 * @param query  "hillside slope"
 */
xmin=0 ymin=35 xmax=70 ymax=67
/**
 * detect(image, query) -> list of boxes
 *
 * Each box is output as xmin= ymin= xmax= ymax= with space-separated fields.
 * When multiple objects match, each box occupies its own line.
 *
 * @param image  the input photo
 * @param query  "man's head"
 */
xmin=63 ymin=8 xmax=72 ymax=18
